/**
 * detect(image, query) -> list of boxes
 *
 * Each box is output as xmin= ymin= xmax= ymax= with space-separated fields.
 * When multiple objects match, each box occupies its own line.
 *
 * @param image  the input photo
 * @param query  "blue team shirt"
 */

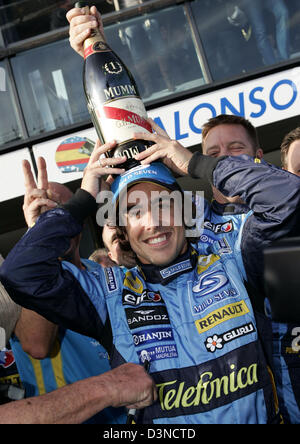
xmin=10 ymin=259 xmax=126 ymax=424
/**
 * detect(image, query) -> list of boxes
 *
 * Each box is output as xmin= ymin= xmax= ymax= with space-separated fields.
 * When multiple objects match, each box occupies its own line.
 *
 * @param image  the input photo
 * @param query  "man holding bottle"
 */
xmin=2 ymin=119 xmax=300 ymax=424
xmin=1 ymin=5 xmax=300 ymax=425
xmin=67 ymin=7 xmax=300 ymax=425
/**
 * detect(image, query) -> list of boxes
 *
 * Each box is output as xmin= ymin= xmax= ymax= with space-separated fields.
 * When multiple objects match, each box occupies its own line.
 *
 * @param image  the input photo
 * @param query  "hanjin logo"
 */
xmin=132 ymin=328 xmax=174 ymax=346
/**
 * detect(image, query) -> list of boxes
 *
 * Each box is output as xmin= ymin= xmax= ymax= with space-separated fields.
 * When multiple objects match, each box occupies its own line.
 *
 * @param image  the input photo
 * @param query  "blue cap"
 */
xmin=111 ymin=162 xmax=180 ymax=206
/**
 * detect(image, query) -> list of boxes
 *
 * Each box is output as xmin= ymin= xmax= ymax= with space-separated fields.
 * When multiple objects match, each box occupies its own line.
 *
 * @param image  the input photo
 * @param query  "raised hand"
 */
xmin=81 ymin=139 xmax=126 ymax=198
xmin=67 ymin=5 xmax=105 ymax=58
xmin=22 ymin=157 xmax=58 ymax=227
xmin=133 ymin=118 xmax=193 ymax=176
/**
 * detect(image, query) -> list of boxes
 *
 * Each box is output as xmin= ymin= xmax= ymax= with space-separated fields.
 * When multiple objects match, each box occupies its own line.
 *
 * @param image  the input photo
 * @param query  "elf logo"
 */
xmin=203 ymin=220 xmax=233 ymax=234
xmin=123 ymin=289 xmax=163 ymax=306
xmin=0 ymin=349 xmax=15 ymax=369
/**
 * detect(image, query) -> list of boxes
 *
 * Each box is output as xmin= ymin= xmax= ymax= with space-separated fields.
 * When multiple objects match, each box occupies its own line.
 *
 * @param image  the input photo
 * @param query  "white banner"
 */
xmin=0 ymin=148 xmax=33 ymax=202
xmin=148 ymin=67 xmax=300 ymax=147
xmin=4 ymin=66 xmax=297 ymax=201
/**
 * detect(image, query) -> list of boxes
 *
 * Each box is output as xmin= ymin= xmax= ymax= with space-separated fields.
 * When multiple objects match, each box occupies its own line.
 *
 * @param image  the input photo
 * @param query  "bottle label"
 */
xmin=95 ymin=97 xmax=152 ymax=143
xmin=84 ymin=41 xmax=110 ymax=59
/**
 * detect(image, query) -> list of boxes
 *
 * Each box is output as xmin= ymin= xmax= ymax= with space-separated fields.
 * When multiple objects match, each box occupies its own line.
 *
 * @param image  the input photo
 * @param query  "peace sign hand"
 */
xmin=22 ymin=157 xmax=58 ymax=227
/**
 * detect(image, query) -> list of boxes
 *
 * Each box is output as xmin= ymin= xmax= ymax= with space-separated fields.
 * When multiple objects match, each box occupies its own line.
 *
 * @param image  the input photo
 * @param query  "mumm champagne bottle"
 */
xmin=75 ymin=2 xmax=153 ymax=170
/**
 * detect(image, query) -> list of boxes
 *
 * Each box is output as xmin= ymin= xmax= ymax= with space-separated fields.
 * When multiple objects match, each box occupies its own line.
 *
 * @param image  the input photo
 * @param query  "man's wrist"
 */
xmin=188 ymin=152 xmax=225 ymax=183
xmin=61 ymin=188 xmax=97 ymax=224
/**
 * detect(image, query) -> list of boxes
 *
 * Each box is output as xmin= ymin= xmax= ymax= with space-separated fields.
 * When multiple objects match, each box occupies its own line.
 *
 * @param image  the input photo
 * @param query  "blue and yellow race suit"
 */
xmin=196 ymin=155 xmax=300 ymax=424
xmin=9 ymin=259 xmax=125 ymax=424
xmin=1 ymin=154 xmax=300 ymax=423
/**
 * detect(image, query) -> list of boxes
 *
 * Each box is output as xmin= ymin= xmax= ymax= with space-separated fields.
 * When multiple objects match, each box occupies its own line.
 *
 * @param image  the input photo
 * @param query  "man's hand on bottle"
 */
xmin=133 ymin=118 xmax=193 ymax=176
xmin=81 ymin=140 xmax=126 ymax=199
xmin=67 ymin=5 xmax=105 ymax=58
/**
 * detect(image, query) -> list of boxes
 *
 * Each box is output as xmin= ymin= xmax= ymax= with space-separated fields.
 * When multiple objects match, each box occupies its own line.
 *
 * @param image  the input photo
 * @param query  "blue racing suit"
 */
xmin=9 ymin=258 xmax=126 ymax=424
xmin=265 ymin=313 xmax=300 ymax=424
xmin=197 ymin=158 xmax=300 ymax=424
xmin=1 ymin=154 xmax=300 ymax=423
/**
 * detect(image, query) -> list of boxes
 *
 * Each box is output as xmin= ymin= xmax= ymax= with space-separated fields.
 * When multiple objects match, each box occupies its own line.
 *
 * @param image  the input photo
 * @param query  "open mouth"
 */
xmin=144 ymin=232 xmax=171 ymax=246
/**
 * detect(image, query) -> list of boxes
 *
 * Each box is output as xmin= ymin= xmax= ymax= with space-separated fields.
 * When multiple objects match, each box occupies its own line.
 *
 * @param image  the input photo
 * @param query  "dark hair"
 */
xmin=202 ymin=114 xmax=260 ymax=153
xmin=280 ymin=127 xmax=300 ymax=169
xmin=115 ymin=190 xmax=200 ymax=254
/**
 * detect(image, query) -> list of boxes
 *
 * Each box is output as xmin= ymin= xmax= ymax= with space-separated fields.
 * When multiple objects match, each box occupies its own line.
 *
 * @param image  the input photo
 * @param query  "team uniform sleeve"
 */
xmin=188 ymin=153 xmax=300 ymax=308
xmin=0 ymin=190 xmax=107 ymax=341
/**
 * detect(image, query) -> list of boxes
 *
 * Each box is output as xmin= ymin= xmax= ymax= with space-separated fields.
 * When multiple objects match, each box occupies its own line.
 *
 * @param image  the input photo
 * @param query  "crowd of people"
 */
xmin=0 ymin=5 xmax=300 ymax=424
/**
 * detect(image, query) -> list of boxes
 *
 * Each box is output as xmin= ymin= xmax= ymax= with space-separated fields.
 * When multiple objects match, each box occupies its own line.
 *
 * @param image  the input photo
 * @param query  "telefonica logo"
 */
xmin=157 ymin=362 xmax=258 ymax=412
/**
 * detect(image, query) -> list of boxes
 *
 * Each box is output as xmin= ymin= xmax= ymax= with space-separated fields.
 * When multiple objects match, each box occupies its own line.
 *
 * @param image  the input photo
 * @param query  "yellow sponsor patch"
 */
xmin=195 ymin=300 xmax=249 ymax=334
xmin=285 ymin=347 xmax=300 ymax=355
xmin=0 ymin=374 xmax=22 ymax=387
xmin=124 ymin=271 xmax=144 ymax=294
xmin=197 ymin=254 xmax=220 ymax=275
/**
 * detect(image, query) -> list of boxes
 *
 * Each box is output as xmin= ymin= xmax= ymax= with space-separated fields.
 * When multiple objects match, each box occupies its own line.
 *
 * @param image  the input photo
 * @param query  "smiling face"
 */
xmin=284 ymin=139 xmax=300 ymax=176
xmin=202 ymin=123 xmax=263 ymax=204
xmin=120 ymin=182 xmax=187 ymax=266
xmin=202 ymin=124 xmax=263 ymax=159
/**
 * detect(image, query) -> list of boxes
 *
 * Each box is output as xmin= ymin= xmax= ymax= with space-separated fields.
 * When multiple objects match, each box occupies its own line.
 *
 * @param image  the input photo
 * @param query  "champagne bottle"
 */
xmin=75 ymin=2 xmax=153 ymax=170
